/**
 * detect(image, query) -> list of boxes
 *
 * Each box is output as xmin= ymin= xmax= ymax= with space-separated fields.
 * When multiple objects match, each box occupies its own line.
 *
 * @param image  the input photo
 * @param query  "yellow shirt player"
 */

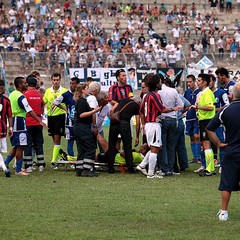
xmin=43 ymin=73 xmax=67 ymax=168
xmin=191 ymin=73 xmax=216 ymax=176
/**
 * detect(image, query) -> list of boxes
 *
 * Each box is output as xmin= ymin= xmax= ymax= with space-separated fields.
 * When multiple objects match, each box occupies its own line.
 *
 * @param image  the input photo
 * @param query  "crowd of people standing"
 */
xmin=1 ymin=66 xmax=240 ymax=221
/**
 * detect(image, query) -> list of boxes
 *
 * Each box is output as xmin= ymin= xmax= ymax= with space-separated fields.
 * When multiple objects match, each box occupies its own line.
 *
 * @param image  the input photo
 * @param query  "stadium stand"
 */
xmin=0 ymin=0 xmax=240 ymax=89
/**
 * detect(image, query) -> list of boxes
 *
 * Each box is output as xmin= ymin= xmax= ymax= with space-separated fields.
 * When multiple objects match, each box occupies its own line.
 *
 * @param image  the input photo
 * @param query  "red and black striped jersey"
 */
xmin=108 ymin=83 xmax=133 ymax=102
xmin=0 ymin=94 xmax=12 ymax=138
xmin=140 ymin=91 xmax=165 ymax=122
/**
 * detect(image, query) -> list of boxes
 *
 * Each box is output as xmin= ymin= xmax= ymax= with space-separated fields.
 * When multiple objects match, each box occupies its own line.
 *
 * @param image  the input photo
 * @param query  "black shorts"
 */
xmin=48 ymin=114 xmax=66 ymax=136
xmin=199 ymin=119 xmax=211 ymax=142
xmin=219 ymin=159 xmax=240 ymax=192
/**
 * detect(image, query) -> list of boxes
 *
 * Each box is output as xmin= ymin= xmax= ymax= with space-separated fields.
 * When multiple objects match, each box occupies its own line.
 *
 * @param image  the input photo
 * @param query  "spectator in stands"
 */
xmin=18 ymin=46 xmax=27 ymax=73
xmin=6 ymin=34 xmax=14 ymax=52
xmin=0 ymin=33 xmax=5 ymax=52
xmin=160 ymin=3 xmax=167 ymax=15
xmin=96 ymin=1 xmax=104 ymax=16
xmin=9 ymin=6 xmax=17 ymax=26
xmin=130 ymin=2 xmax=138 ymax=16
xmin=110 ymin=2 xmax=118 ymax=17
xmin=22 ymin=29 xmax=31 ymax=50
xmin=125 ymin=3 xmax=131 ymax=16
xmin=63 ymin=0 xmax=72 ymax=16
xmin=35 ymin=0 xmax=41 ymax=14
xmin=127 ymin=17 xmax=135 ymax=35
xmin=165 ymin=12 xmax=174 ymax=25
xmin=234 ymin=29 xmax=240 ymax=46
xmin=151 ymin=5 xmax=160 ymax=22
xmin=219 ymin=0 xmax=225 ymax=13
xmin=40 ymin=2 xmax=47 ymax=16
xmin=225 ymin=34 xmax=233 ymax=52
xmin=190 ymin=2 xmax=198 ymax=18
xmin=8 ymin=82 xmax=15 ymax=93
xmin=226 ymin=0 xmax=232 ymax=14
xmin=202 ymin=34 xmax=209 ymax=55
xmin=209 ymin=34 xmax=216 ymax=53
xmin=229 ymin=38 xmax=238 ymax=65
xmin=183 ymin=16 xmax=191 ymax=38
xmin=209 ymin=0 xmax=218 ymax=16
xmin=148 ymin=28 xmax=161 ymax=40
xmin=171 ymin=24 xmax=181 ymax=41
xmin=217 ymin=36 xmax=225 ymax=58
xmin=195 ymin=16 xmax=203 ymax=36
xmin=0 ymin=1 xmax=5 ymax=14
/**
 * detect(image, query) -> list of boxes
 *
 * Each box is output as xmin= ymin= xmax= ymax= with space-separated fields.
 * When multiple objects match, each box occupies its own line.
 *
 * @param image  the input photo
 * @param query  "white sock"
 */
xmin=148 ymin=152 xmax=157 ymax=176
xmin=139 ymin=150 xmax=151 ymax=168
xmin=221 ymin=210 xmax=228 ymax=214
xmin=0 ymin=154 xmax=7 ymax=171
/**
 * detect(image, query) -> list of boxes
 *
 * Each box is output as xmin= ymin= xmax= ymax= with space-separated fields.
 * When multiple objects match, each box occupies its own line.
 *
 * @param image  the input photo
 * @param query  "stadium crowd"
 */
xmin=0 ymin=1 xmax=240 ymax=74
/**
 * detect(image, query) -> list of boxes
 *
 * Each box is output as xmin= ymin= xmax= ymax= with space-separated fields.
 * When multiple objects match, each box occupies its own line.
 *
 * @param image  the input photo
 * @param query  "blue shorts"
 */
xmin=185 ymin=119 xmax=199 ymax=136
xmin=10 ymin=131 xmax=28 ymax=147
xmin=219 ymin=159 xmax=240 ymax=192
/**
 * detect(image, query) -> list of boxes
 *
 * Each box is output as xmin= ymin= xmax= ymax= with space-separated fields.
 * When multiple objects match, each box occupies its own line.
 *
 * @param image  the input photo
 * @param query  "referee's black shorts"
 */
xmin=48 ymin=114 xmax=66 ymax=136
xmin=199 ymin=119 xmax=211 ymax=142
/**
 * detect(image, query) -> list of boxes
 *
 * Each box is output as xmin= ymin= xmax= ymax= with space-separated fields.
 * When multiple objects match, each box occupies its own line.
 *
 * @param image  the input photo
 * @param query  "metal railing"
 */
xmin=1 ymin=50 xmax=239 ymax=82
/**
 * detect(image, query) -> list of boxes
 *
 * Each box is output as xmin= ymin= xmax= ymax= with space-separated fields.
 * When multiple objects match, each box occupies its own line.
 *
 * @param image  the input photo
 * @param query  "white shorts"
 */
xmin=230 ymin=52 xmax=237 ymax=58
xmin=145 ymin=122 xmax=162 ymax=147
xmin=0 ymin=137 xmax=7 ymax=153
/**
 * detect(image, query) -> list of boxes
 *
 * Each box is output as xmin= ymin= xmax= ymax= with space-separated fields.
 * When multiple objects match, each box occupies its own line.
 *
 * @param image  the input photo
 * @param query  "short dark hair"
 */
xmin=146 ymin=74 xmax=160 ymax=91
xmin=164 ymin=78 xmax=175 ymax=88
xmin=187 ymin=74 xmax=196 ymax=81
xmin=14 ymin=76 xmax=25 ymax=88
xmin=198 ymin=73 xmax=210 ymax=86
xmin=86 ymin=77 xmax=94 ymax=83
xmin=215 ymin=67 xmax=229 ymax=78
xmin=71 ymin=77 xmax=80 ymax=84
xmin=115 ymin=69 xmax=125 ymax=78
xmin=51 ymin=73 xmax=61 ymax=79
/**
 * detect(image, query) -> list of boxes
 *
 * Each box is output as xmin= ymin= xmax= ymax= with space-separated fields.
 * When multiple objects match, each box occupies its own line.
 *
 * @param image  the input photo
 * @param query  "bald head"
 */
xmin=233 ymin=83 xmax=240 ymax=100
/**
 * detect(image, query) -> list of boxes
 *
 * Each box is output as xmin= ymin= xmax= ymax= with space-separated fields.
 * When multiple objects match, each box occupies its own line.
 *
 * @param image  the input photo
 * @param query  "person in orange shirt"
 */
xmin=65 ymin=15 xmax=73 ymax=28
